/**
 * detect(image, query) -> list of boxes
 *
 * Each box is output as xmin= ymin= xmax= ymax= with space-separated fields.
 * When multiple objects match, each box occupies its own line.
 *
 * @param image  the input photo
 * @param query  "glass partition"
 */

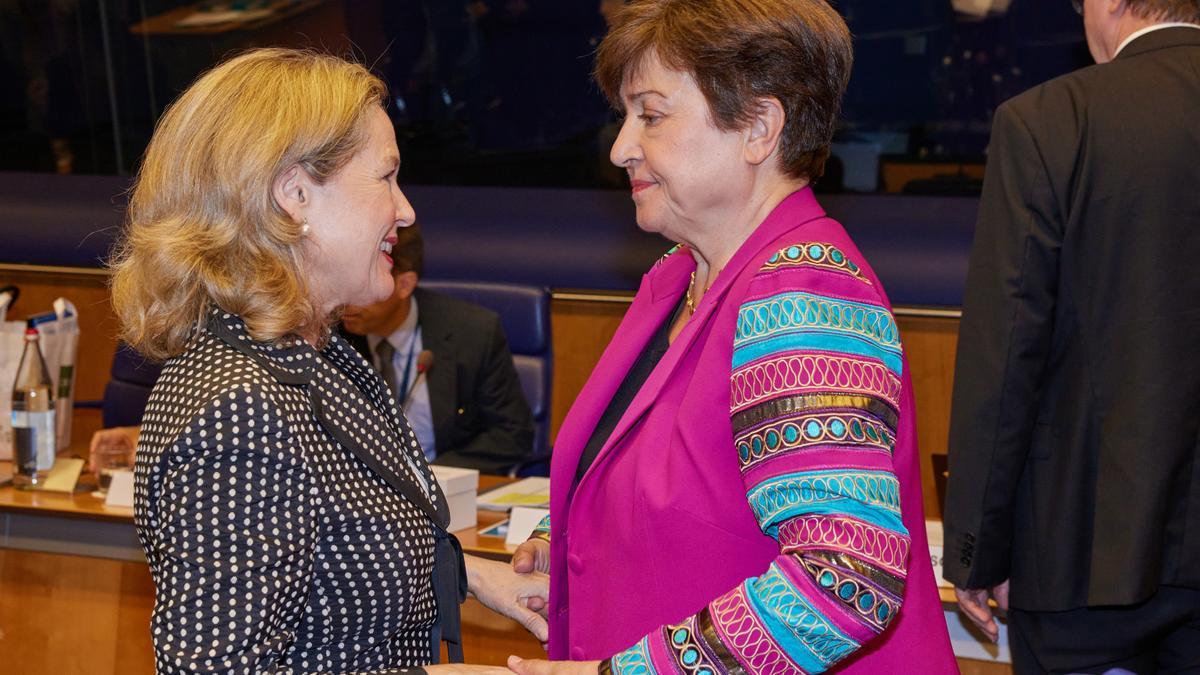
xmin=0 ymin=0 xmax=1090 ymax=193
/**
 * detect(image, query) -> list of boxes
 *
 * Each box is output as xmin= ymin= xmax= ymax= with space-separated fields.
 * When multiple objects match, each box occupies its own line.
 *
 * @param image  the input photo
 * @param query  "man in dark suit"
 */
xmin=943 ymin=1 xmax=1200 ymax=671
xmin=342 ymin=223 xmax=534 ymax=475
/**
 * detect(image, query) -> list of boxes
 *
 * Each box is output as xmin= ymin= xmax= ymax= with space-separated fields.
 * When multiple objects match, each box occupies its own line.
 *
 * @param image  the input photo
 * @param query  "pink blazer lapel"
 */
xmin=571 ymin=188 xmax=830 ymax=492
xmin=556 ymin=188 xmax=829 ymax=507
xmin=576 ymin=189 xmax=830 ymax=487
xmin=550 ymin=251 xmax=693 ymax=503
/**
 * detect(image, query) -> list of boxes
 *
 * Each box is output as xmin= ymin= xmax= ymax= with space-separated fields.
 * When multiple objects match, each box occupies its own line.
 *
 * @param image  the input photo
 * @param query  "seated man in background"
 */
xmin=341 ymin=223 xmax=535 ymax=474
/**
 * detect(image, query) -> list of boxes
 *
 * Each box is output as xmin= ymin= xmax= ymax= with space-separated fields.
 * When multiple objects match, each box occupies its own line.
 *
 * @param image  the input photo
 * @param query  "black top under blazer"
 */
xmin=943 ymin=27 xmax=1200 ymax=611
xmin=134 ymin=310 xmax=453 ymax=673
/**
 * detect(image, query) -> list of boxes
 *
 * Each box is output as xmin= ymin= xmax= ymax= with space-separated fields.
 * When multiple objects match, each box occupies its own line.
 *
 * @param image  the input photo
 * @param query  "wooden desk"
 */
xmin=0 ymin=469 xmax=540 ymax=673
xmin=0 ymin=467 xmax=1006 ymax=673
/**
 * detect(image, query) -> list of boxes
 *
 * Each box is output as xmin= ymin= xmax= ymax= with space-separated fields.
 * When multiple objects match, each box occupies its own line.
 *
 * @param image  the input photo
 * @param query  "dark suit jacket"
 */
xmin=943 ymin=27 xmax=1200 ymax=612
xmin=346 ymin=287 xmax=534 ymax=475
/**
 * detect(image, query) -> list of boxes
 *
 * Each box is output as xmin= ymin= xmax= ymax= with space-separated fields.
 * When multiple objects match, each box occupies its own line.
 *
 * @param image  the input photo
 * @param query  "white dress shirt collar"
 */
xmin=367 ymin=295 xmax=420 ymax=357
xmin=1115 ymin=22 xmax=1200 ymax=58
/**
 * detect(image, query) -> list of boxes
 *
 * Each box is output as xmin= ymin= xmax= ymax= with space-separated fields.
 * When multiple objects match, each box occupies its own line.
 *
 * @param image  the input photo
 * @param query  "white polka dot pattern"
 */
xmin=134 ymin=312 xmax=441 ymax=673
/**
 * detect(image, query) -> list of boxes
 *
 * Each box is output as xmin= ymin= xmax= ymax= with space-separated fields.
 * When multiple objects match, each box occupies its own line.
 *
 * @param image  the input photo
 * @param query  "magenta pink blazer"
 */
xmin=546 ymin=189 xmax=956 ymax=672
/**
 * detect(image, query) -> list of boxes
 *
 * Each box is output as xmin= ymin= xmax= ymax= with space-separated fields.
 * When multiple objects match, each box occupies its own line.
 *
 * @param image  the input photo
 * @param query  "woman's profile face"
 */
xmin=303 ymin=106 xmax=416 ymax=313
xmin=609 ymin=51 xmax=749 ymax=243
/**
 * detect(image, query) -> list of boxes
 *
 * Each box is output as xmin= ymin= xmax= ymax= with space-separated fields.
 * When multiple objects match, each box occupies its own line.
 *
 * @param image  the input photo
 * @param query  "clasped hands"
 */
xmin=428 ymin=544 xmax=597 ymax=674
xmin=502 ymin=540 xmax=599 ymax=675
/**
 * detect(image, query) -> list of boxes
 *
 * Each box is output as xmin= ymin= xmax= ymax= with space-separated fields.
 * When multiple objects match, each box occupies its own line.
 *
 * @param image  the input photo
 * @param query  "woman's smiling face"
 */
xmin=302 ymin=106 xmax=415 ymax=313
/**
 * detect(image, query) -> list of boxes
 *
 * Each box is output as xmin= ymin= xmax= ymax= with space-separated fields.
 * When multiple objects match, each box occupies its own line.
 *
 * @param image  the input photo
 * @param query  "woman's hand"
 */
xmin=88 ymin=425 xmax=140 ymax=473
xmin=506 ymin=656 xmax=600 ymax=674
xmin=510 ymin=538 xmax=551 ymax=614
xmin=511 ymin=538 xmax=550 ymax=575
xmin=465 ymin=554 xmax=549 ymax=642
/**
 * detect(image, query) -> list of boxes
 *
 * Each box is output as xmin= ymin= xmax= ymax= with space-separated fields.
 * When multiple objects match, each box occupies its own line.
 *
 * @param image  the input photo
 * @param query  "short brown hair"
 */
xmin=1125 ymin=0 xmax=1200 ymax=22
xmin=109 ymin=48 xmax=386 ymax=361
xmin=595 ymin=0 xmax=853 ymax=181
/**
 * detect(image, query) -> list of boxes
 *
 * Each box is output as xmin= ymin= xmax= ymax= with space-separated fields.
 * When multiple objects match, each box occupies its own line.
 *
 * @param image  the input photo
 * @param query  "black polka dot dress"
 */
xmin=134 ymin=311 xmax=449 ymax=673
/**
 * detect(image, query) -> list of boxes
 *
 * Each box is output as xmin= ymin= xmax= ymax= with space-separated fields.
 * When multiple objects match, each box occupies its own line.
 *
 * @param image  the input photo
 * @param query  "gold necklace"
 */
xmin=686 ymin=270 xmax=701 ymax=314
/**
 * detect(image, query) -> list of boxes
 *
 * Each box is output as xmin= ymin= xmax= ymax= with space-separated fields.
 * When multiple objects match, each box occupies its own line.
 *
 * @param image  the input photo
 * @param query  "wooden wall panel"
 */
xmin=0 ymin=268 xmax=117 ymax=405
xmin=548 ymin=297 xmax=630 ymax=442
xmin=0 ymin=548 xmax=153 ymax=675
xmin=897 ymin=316 xmax=960 ymax=520
xmin=0 ymin=548 xmax=537 ymax=672
xmin=1 ymin=269 xmax=963 ymax=520
xmin=0 ymin=268 xmax=118 ymax=453
xmin=114 ymin=560 xmax=157 ymax=674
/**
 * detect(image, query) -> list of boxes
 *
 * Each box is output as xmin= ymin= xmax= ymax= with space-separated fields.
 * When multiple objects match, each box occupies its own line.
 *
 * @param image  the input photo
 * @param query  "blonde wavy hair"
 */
xmin=109 ymin=48 xmax=387 ymax=361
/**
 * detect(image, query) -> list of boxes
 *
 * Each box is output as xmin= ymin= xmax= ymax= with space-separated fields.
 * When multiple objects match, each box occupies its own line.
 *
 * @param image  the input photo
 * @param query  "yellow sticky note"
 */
xmin=493 ymin=493 xmax=550 ymax=506
xmin=39 ymin=457 xmax=84 ymax=493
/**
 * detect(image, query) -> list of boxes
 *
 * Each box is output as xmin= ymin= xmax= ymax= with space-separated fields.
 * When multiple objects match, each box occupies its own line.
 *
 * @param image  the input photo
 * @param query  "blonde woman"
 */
xmin=110 ymin=48 xmax=545 ymax=674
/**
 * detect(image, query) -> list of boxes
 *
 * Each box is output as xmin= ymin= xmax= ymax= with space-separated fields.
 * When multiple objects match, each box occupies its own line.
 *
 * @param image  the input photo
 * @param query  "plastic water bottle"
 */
xmin=12 ymin=327 xmax=56 ymax=487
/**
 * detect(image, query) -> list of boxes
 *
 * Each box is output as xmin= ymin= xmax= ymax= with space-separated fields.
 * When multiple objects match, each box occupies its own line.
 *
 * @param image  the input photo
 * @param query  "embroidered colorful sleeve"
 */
xmin=530 ymin=514 xmax=552 ymax=542
xmin=606 ymin=242 xmax=910 ymax=674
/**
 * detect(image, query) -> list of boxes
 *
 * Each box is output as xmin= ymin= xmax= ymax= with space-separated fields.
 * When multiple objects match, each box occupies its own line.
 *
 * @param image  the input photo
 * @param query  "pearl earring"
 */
xmin=300 ymin=218 xmax=311 ymax=236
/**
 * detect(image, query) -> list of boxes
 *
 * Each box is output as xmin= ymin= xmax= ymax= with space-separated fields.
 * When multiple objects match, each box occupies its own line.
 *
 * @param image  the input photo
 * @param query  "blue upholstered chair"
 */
xmin=421 ymin=281 xmax=552 ymax=475
xmin=102 ymin=344 xmax=162 ymax=428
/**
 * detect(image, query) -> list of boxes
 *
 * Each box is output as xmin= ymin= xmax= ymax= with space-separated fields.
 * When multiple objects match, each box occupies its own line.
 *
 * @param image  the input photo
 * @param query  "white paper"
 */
xmin=926 ymin=520 xmax=953 ymax=588
xmin=945 ymin=608 xmax=1011 ymax=662
xmin=505 ymin=506 xmax=550 ymax=546
xmin=105 ymin=470 xmax=135 ymax=508
xmin=0 ymin=295 xmax=26 ymax=460
xmin=42 ymin=298 xmax=79 ymax=450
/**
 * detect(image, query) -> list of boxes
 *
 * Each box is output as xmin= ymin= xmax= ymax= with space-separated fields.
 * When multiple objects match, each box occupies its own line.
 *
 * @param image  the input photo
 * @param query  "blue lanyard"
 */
xmin=399 ymin=327 xmax=419 ymax=393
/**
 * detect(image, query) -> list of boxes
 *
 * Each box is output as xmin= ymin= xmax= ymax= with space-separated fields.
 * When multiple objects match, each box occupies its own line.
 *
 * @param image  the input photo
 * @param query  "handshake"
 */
xmin=444 ymin=540 xmax=599 ymax=675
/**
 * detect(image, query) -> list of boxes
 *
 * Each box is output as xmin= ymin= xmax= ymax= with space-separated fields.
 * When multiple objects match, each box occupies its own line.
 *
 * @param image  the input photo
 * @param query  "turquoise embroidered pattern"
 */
xmin=801 ymin=556 xmax=900 ymax=632
xmin=530 ymin=514 xmax=551 ymax=542
xmin=760 ymin=243 xmax=870 ymax=284
xmin=611 ymin=636 xmax=656 ymax=675
xmin=735 ymin=291 xmax=899 ymax=351
xmin=747 ymin=470 xmax=903 ymax=530
xmin=664 ymin=616 xmax=721 ymax=675
xmin=751 ymin=564 xmax=860 ymax=666
xmin=736 ymin=410 xmax=896 ymax=469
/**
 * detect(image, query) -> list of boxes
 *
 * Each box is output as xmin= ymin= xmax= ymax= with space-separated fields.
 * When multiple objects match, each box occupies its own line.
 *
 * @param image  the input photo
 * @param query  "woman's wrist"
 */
xmin=463 ymin=553 xmax=484 ymax=597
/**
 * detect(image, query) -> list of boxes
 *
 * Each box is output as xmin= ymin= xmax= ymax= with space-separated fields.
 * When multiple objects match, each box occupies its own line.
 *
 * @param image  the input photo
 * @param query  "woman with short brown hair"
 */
xmin=509 ymin=2 xmax=957 ymax=673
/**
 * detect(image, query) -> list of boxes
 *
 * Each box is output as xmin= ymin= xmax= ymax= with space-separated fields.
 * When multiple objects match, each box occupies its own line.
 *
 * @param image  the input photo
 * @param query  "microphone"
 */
xmin=402 ymin=350 xmax=435 ymax=409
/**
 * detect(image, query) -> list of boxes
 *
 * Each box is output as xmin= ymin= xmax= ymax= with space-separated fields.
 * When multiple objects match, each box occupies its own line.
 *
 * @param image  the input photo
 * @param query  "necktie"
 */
xmin=375 ymin=339 xmax=399 ymax=396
